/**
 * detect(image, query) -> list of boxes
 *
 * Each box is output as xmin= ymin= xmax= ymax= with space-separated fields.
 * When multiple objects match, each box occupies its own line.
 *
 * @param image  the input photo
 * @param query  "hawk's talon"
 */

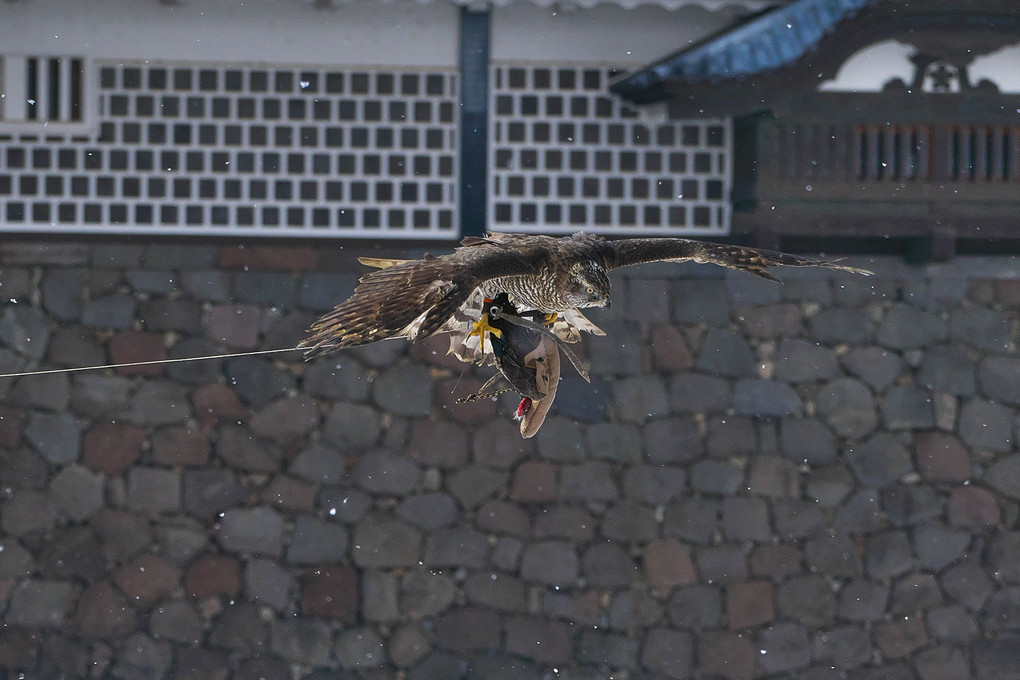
xmin=543 ymin=313 xmax=558 ymax=326
xmin=470 ymin=313 xmax=503 ymax=352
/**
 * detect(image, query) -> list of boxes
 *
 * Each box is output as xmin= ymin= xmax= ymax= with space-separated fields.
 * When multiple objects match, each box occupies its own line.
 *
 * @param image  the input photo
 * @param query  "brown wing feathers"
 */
xmin=299 ymin=260 xmax=461 ymax=356
xmin=605 ymin=238 xmax=872 ymax=281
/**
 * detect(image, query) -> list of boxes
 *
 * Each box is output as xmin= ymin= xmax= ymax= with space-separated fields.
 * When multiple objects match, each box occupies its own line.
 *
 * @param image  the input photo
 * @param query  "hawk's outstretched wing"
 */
xmin=298 ymin=233 xmax=563 ymax=357
xmin=602 ymin=238 xmax=873 ymax=282
xmin=300 ymin=232 xmax=872 ymax=359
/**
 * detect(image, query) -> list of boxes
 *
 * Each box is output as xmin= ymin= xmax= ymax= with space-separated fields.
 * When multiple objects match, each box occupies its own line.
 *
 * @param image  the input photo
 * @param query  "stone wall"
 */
xmin=0 ymin=240 xmax=1018 ymax=680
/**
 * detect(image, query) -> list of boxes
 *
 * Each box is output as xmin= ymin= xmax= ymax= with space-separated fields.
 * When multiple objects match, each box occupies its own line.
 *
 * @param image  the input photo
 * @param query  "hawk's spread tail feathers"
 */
xmin=298 ymin=259 xmax=466 ymax=357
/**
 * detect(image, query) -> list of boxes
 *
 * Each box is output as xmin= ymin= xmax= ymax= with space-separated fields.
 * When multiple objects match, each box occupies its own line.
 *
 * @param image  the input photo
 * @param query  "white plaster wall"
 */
xmin=0 ymin=0 xmax=461 ymax=67
xmin=490 ymin=2 xmax=744 ymax=66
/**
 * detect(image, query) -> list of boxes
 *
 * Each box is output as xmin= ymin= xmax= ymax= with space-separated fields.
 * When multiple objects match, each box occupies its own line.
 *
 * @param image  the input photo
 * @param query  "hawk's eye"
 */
xmin=586 ymin=287 xmax=595 ymax=294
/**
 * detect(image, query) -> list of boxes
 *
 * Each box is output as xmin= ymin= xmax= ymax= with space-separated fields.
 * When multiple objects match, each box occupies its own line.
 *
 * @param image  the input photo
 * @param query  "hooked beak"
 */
xmin=601 ymin=296 xmax=611 ymax=309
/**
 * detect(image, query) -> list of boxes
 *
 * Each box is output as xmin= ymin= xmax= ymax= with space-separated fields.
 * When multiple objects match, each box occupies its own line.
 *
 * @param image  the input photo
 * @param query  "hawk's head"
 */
xmin=565 ymin=261 xmax=611 ymax=309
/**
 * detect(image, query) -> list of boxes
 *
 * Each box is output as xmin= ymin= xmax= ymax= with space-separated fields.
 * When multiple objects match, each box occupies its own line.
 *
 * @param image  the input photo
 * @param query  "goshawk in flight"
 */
xmin=299 ymin=231 xmax=870 ymax=434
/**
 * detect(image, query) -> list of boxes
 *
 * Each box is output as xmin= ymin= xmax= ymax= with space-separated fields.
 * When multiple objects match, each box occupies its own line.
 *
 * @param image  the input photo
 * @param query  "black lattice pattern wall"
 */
xmin=490 ymin=64 xmax=731 ymax=235
xmin=0 ymin=62 xmax=459 ymax=236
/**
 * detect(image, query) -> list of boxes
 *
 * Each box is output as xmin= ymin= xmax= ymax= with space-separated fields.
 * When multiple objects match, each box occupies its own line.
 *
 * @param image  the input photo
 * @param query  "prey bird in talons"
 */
xmin=299 ymin=231 xmax=871 ymax=434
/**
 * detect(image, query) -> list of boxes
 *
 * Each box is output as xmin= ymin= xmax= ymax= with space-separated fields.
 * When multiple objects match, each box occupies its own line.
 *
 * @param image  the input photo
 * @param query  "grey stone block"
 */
xmin=773 ymin=499 xmax=825 ymax=539
xmin=583 ymin=422 xmax=636 ymax=464
xmin=844 ymin=434 xmax=918 ymax=487
xmin=0 ymin=539 xmax=34 ymax=578
xmin=50 ymin=464 xmax=104 ymax=521
xmin=373 ymin=362 xmax=433 ymax=416
xmin=216 ymin=425 xmax=283 ymax=473
xmin=876 ymin=303 xmax=946 ymax=349
xmin=290 ymin=444 xmax=347 ymax=485
xmin=318 ymin=487 xmax=372 ymax=524
xmin=287 ymin=515 xmax=348 ymax=565
xmin=777 ymin=574 xmax=836 ymax=627
xmin=447 ymin=465 xmax=506 ymax=509
xmin=583 ymin=542 xmax=638 ymax=587
xmin=664 ymin=498 xmax=720 ymax=544
xmin=816 ymin=378 xmax=877 ymax=439
xmin=352 ymin=450 xmax=420 ymax=495
xmin=804 ymin=532 xmax=861 ymax=578
xmin=927 ymin=604 xmax=978 ymax=643
xmin=123 ymin=381 xmax=192 ymax=426
xmin=352 ymin=513 xmax=421 ymax=568
xmin=959 ymin=398 xmax=1014 ymax=452
xmin=890 ymin=572 xmax=942 ymax=614
xmin=833 ymin=490 xmax=884 ymax=534
xmin=667 ymin=584 xmax=721 ymax=629
xmin=612 ymin=375 xmax=669 ymax=422
xmin=805 ymin=463 xmax=854 ymax=506
xmin=70 ymin=374 xmax=133 ymax=418
xmin=180 ymin=270 xmax=231 ymax=302
xmin=775 ymin=338 xmax=838 ymax=382
xmin=217 ymin=506 xmax=284 ymax=556
xmin=918 ymin=344 xmax=975 ymax=396
xmin=401 ymin=570 xmax=456 ymax=617
xmin=913 ymin=524 xmax=970 ymax=571
xmin=362 ymin=570 xmax=400 ymax=622
xmin=25 ymin=412 xmax=82 ymax=464
xmin=299 ymin=271 xmax=358 ymax=311
xmin=560 ymin=461 xmax=618 ymax=501
xmin=979 ymin=356 xmax=1020 ymax=406
xmin=2 ymin=489 xmax=56 ymax=536
xmin=780 ymin=418 xmax=838 ymax=464
xmin=233 ymin=271 xmax=296 ymax=306
xmin=303 ymin=356 xmax=370 ymax=401
xmin=864 ymin=530 xmax=913 ymax=579
xmin=150 ymin=601 xmax=203 ymax=644
xmin=644 ymin=416 xmax=704 ymax=464
xmin=733 ymin=379 xmax=803 ymax=416
xmin=622 ymin=464 xmax=687 ymax=504
xmin=758 ymin=623 xmax=811 ymax=673
xmin=81 ymin=293 xmax=137 ymax=330
xmin=183 ymin=468 xmax=245 ymax=518
xmin=423 ymin=527 xmax=488 ymax=568
xmin=881 ymin=385 xmax=934 ymax=429
xmin=809 ymin=307 xmax=872 ymax=344
xmin=127 ymin=467 xmax=181 ymax=515
xmin=842 ymin=346 xmax=903 ymax=391
xmin=244 ymin=558 xmax=293 ymax=611
xmin=396 ymin=493 xmax=459 ymax=531
xmin=165 ymin=338 xmax=225 ymax=384
xmin=950 ymin=307 xmax=1009 ymax=351
xmin=641 ymin=628 xmax=693 ymax=679
xmin=111 ymin=633 xmax=172 ymax=680
xmin=13 ymin=372 xmax=70 ymax=411
xmin=690 ymin=459 xmax=742 ymax=495
xmin=942 ymin=560 xmax=993 ymax=610
xmin=322 ymin=402 xmax=381 ymax=450
xmin=270 ymin=618 xmax=333 ymax=666
xmin=838 ymin=578 xmax=888 ymax=621
xmin=673 ymin=279 xmax=730 ymax=325
xmin=695 ymin=329 xmax=756 ymax=378
xmin=4 ymin=579 xmax=72 ymax=628
xmin=612 ymin=588 xmax=666 ymax=634
xmin=0 ymin=305 xmax=51 ymax=360
xmin=602 ymin=500 xmax=659 ymax=544
xmin=669 ymin=373 xmax=731 ymax=413
xmin=226 ymin=357 xmax=294 ymax=408
xmin=722 ymin=496 xmax=771 ymax=541
xmin=520 ymin=540 xmax=578 ymax=587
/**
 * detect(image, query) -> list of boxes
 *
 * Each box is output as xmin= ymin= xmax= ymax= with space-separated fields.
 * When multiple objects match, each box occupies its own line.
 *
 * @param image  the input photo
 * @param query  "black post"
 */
xmin=459 ymin=7 xmax=490 ymax=238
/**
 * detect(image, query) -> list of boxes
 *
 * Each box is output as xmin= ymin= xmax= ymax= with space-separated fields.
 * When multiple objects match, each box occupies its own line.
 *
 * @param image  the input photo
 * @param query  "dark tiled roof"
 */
xmin=611 ymin=0 xmax=882 ymax=103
